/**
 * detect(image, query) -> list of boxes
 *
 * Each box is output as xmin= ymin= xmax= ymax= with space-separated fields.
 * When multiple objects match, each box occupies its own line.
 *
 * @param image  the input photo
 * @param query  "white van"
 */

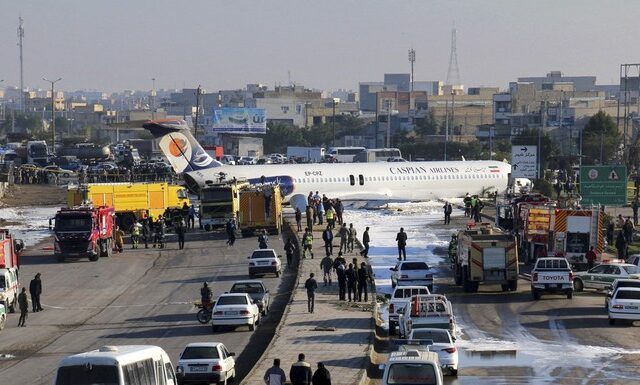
xmin=53 ymin=345 xmax=177 ymax=385
xmin=380 ymin=348 xmax=444 ymax=385
xmin=0 ymin=267 xmax=19 ymax=313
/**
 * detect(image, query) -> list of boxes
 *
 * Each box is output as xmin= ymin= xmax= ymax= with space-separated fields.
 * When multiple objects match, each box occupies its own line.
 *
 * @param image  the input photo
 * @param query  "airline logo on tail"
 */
xmin=143 ymin=119 xmax=221 ymax=174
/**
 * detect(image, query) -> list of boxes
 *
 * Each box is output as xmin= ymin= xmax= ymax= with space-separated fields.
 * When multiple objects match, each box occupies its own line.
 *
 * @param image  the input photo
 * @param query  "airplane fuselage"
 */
xmin=184 ymin=160 xmax=511 ymax=202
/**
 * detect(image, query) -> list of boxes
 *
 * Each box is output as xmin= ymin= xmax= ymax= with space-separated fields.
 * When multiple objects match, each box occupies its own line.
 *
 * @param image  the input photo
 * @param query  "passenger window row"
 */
xmin=294 ymin=173 xmax=501 ymax=184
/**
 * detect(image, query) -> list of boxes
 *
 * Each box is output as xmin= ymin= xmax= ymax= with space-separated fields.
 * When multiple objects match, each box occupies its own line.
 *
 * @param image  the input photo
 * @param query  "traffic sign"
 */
xmin=580 ymin=165 xmax=627 ymax=206
xmin=511 ymin=145 xmax=537 ymax=178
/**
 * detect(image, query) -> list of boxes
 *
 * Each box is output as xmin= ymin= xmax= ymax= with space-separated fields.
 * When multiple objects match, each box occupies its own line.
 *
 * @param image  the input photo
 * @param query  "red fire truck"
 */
xmin=51 ymin=205 xmax=115 ymax=262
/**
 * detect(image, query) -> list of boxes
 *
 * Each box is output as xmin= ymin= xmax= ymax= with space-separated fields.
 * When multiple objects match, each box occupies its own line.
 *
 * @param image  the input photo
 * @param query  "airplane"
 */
xmin=143 ymin=119 xmax=511 ymax=208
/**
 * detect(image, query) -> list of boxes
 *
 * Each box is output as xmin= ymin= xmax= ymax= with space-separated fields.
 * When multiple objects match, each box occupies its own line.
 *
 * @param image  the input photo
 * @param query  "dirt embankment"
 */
xmin=0 ymin=184 xmax=67 ymax=208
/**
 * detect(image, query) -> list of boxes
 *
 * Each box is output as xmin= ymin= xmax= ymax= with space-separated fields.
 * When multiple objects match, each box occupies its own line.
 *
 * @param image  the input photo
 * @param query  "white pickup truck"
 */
xmin=397 ymin=294 xmax=457 ymax=339
xmin=388 ymin=286 xmax=431 ymax=335
xmin=530 ymin=257 xmax=573 ymax=300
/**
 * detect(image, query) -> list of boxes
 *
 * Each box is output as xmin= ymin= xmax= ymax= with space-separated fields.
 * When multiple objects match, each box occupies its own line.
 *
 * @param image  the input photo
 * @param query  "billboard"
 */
xmin=511 ymin=145 xmax=537 ymax=178
xmin=210 ymin=108 xmax=266 ymax=134
xmin=580 ymin=165 xmax=627 ymax=206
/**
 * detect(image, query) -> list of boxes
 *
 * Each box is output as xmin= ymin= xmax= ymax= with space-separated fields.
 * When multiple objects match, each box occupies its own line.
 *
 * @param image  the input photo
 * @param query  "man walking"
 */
xmin=585 ymin=246 xmax=597 ymax=269
xmin=29 ymin=273 xmax=43 ymax=312
xmin=396 ymin=228 xmax=407 ymax=260
xmin=360 ymin=227 xmax=370 ymax=258
xmin=290 ymin=354 xmax=312 ymax=385
xmin=17 ymin=287 xmax=28 ymax=327
xmin=302 ymin=228 xmax=314 ymax=259
xmin=312 ymin=362 xmax=331 ymax=385
xmin=188 ymin=204 xmax=196 ymax=229
xmin=336 ymin=260 xmax=346 ymax=301
xmin=305 ymin=205 xmax=314 ymax=231
xmin=357 ymin=262 xmax=371 ymax=302
xmin=322 ymin=226 xmax=334 ymax=256
xmin=347 ymin=223 xmax=357 ymax=252
xmin=304 ymin=273 xmax=318 ymax=313
xmin=226 ymin=218 xmax=236 ymax=246
xmin=264 ymin=359 xmax=287 ymax=385
xmin=284 ymin=238 xmax=296 ymax=268
xmin=339 ymin=224 xmax=349 ymax=253
xmin=320 ymin=254 xmax=334 ymax=286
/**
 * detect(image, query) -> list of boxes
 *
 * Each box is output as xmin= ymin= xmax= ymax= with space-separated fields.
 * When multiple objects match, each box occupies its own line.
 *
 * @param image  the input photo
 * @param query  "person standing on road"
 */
xmin=396 ymin=228 xmax=407 ymax=261
xmin=295 ymin=207 xmax=303 ymax=232
xmin=305 ymin=205 xmax=314 ymax=231
xmin=616 ymin=231 xmax=627 ymax=260
xmin=176 ymin=219 xmax=186 ymax=250
xmin=142 ymin=217 xmax=150 ymax=249
xmin=347 ymin=224 xmax=357 ymax=252
xmin=131 ymin=221 xmax=141 ymax=249
xmin=345 ymin=263 xmax=357 ymax=302
xmin=29 ymin=273 xmax=43 ymax=312
xmin=264 ymin=358 xmax=287 ymax=385
xmin=304 ymin=273 xmax=318 ymax=313
xmin=114 ymin=226 xmax=125 ymax=253
xmin=634 ymin=198 xmax=640 ymax=226
xmin=585 ymin=246 xmax=597 ymax=269
xmin=226 ymin=219 xmax=236 ymax=246
xmin=336 ymin=260 xmax=346 ymax=301
xmin=187 ymin=205 xmax=196 ymax=229
xmin=320 ymin=254 xmax=334 ymax=286
xmin=322 ymin=226 xmax=334 ymax=256
xmin=17 ymin=287 xmax=28 ymax=327
xmin=443 ymin=202 xmax=452 ymax=225
xmin=338 ymin=224 xmax=349 ymax=253
xmin=258 ymin=230 xmax=269 ymax=249
xmin=623 ymin=217 xmax=634 ymax=243
xmin=360 ymin=227 xmax=370 ymax=258
xmin=284 ymin=238 xmax=296 ymax=268
xmin=311 ymin=362 xmax=331 ymax=385
xmin=335 ymin=199 xmax=344 ymax=225
xmin=357 ymin=262 xmax=371 ymax=302
xmin=290 ymin=353 xmax=312 ymax=385
xmin=302 ymin=228 xmax=314 ymax=259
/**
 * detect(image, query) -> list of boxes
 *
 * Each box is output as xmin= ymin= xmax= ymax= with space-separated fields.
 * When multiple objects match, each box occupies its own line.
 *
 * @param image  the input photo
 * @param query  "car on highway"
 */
xmin=388 ymin=285 xmax=431 ymax=335
xmin=248 ymin=249 xmax=282 ymax=278
xmin=211 ymin=293 xmax=260 ymax=332
xmin=380 ymin=347 xmax=444 ymax=385
xmin=390 ymin=261 xmax=434 ymax=291
xmin=608 ymin=287 xmax=640 ymax=325
xmin=229 ymin=280 xmax=271 ymax=315
xmin=408 ymin=328 xmax=458 ymax=376
xmin=175 ymin=342 xmax=236 ymax=385
xmin=604 ymin=278 xmax=640 ymax=309
xmin=573 ymin=263 xmax=640 ymax=292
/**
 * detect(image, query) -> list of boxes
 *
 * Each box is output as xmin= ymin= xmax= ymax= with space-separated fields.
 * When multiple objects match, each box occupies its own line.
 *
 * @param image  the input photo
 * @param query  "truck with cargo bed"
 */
xmin=452 ymin=225 xmax=518 ymax=293
xmin=67 ymin=182 xmax=190 ymax=230
xmin=530 ymin=257 xmax=574 ymax=300
xmin=398 ymin=294 xmax=457 ymax=339
xmin=238 ymin=184 xmax=283 ymax=236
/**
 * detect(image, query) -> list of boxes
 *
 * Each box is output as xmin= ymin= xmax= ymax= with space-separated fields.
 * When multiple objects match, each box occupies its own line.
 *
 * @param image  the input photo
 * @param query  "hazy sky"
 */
xmin=1 ymin=0 xmax=639 ymax=93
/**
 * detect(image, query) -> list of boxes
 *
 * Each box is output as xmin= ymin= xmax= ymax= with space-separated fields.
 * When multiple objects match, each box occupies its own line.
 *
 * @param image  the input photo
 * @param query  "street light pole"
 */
xmin=151 ymin=77 xmax=156 ymax=120
xmin=332 ymin=99 xmax=337 ymax=147
xmin=386 ymin=99 xmax=392 ymax=148
xmin=43 ymin=77 xmax=62 ymax=155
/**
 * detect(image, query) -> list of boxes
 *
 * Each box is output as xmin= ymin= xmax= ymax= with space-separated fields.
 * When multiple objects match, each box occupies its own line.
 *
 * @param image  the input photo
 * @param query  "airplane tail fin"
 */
xmin=143 ymin=119 xmax=222 ymax=174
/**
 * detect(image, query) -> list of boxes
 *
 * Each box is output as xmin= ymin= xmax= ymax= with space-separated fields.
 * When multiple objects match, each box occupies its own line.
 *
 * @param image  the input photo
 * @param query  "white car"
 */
xmin=390 ymin=261 xmax=434 ymax=291
xmin=220 ymin=155 xmax=236 ymax=165
xmin=248 ymin=249 xmax=282 ymax=278
xmin=604 ymin=279 xmax=640 ymax=309
xmin=608 ymin=287 xmax=640 ymax=325
xmin=44 ymin=165 xmax=76 ymax=178
xmin=176 ymin=342 xmax=236 ymax=385
xmin=238 ymin=156 xmax=257 ymax=165
xmin=388 ymin=285 xmax=431 ymax=335
xmin=211 ymin=293 xmax=260 ymax=332
xmin=409 ymin=328 xmax=458 ymax=376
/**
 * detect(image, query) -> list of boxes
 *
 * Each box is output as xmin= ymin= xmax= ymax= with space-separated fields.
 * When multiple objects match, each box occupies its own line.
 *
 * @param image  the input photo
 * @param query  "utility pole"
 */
xmin=17 ymin=17 xmax=25 ymax=112
xmin=408 ymin=49 xmax=415 ymax=92
xmin=151 ymin=77 xmax=156 ymax=120
xmin=332 ymin=98 xmax=338 ymax=147
xmin=444 ymin=99 xmax=449 ymax=161
xmin=539 ymin=101 xmax=546 ymax=179
xmin=43 ymin=77 xmax=62 ymax=155
xmin=194 ymin=85 xmax=201 ymax=139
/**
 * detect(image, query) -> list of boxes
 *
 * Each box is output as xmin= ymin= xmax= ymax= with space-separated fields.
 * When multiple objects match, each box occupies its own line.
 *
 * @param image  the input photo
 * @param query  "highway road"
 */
xmin=0 ymin=229 xmax=294 ymax=385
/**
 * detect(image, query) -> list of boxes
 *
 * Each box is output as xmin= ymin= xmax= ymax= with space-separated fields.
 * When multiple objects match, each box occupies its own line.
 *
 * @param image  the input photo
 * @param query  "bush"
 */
xmin=533 ymin=178 xmax=553 ymax=197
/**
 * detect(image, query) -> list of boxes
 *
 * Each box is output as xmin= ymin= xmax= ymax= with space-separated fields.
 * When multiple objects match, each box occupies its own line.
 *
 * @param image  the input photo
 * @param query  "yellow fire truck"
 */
xmin=238 ymin=184 xmax=283 ymax=236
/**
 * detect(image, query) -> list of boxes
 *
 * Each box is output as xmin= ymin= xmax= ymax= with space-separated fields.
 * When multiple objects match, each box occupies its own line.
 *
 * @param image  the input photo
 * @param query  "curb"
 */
xmin=239 ymin=220 xmax=301 ymax=385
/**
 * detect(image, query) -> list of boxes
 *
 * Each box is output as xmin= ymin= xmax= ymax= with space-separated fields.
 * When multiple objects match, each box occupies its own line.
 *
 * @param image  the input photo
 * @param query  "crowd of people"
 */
xmin=264 ymin=355 xmax=331 ymax=385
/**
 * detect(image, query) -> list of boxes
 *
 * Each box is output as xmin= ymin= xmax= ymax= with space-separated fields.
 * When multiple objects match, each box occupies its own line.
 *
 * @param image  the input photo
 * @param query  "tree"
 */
xmin=263 ymin=123 xmax=308 ymax=154
xmin=511 ymin=128 xmax=558 ymax=171
xmin=581 ymin=111 xmax=620 ymax=165
xmin=414 ymin=111 xmax=438 ymax=137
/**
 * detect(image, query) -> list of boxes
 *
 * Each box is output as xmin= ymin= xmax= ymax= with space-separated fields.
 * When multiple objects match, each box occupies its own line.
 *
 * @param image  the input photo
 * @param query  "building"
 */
xmin=254 ymin=85 xmax=323 ymax=127
xmin=518 ymin=71 xmax=596 ymax=92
